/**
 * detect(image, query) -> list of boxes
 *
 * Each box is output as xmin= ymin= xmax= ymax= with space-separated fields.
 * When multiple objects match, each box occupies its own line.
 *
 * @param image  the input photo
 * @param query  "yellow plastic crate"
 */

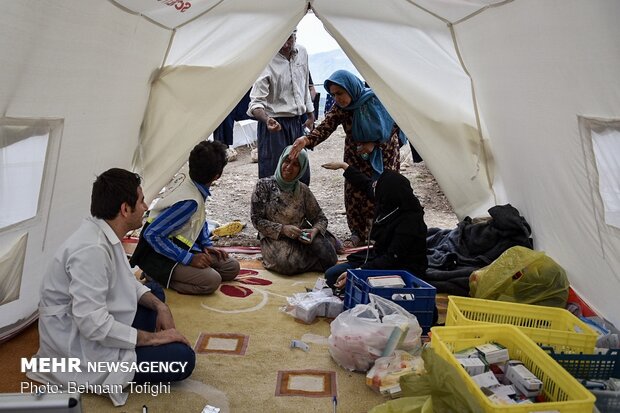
xmin=446 ymin=296 xmax=598 ymax=353
xmin=430 ymin=325 xmax=596 ymax=413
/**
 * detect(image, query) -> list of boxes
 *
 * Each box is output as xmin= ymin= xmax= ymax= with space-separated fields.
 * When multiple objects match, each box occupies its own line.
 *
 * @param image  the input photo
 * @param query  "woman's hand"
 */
xmin=289 ymin=137 xmax=308 ymax=159
xmin=299 ymin=227 xmax=319 ymax=244
xmin=321 ymin=162 xmax=349 ymax=170
xmin=281 ymin=224 xmax=302 ymax=240
xmin=334 ymin=272 xmax=348 ymax=289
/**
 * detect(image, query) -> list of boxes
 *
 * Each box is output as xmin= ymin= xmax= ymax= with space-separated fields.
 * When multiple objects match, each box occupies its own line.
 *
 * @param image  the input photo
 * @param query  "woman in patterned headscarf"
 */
xmin=289 ymin=70 xmax=404 ymax=247
xmin=250 ymin=145 xmax=338 ymax=275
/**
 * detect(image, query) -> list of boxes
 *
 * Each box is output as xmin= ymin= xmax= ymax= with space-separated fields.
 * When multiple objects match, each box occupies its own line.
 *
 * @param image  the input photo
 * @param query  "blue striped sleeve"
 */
xmin=196 ymin=222 xmax=212 ymax=249
xmin=143 ymin=200 xmax=198 ymax=265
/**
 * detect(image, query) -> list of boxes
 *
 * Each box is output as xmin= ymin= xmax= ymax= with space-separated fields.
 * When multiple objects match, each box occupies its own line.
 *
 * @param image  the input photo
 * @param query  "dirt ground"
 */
xmin=208 ymin=125 xmax=458 ymax=247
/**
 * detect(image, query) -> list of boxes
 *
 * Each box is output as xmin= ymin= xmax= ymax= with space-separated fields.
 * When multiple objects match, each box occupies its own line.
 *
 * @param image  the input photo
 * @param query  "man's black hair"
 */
xmin=90 ymin=168 xmax=142 ymax=219
xmin=189 ymin=140 xmax=228 ymax=185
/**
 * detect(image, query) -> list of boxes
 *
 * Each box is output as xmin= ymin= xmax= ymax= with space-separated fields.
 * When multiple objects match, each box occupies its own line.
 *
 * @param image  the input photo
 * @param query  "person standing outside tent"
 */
xmin=28 ymin=168 xmax=195 ymax=406
xmin=248 ymin=29 xmax=315 ymax=185
xmin=130 ymin=141 xmax=240 ymax=295
xmin=213 ymin=88 xmax=253 ymax=161
xmin=289 ymin=70 xmax=404 ymax=247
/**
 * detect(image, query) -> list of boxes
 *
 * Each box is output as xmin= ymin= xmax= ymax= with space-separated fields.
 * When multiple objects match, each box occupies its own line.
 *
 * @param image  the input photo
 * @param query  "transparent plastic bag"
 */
xmin=280 ymin=289 xmax=343 ymax=324
xmin=328 ymin=294 xmax=423 ymax=372
xmin=366 ymin=350 xmax=425 ymax=393
xmin=469 ymin=246 xmax=569 ymax=307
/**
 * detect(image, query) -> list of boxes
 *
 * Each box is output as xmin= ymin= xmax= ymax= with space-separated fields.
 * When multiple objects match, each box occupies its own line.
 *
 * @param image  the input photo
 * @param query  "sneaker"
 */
xmin=212 ymin=221 xmax=245 ymax=237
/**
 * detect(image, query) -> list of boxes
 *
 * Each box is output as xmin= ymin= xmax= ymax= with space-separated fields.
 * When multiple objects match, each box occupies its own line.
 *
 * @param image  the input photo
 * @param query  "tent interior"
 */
xmin=1 ymin=0 xmax=620 ymax=407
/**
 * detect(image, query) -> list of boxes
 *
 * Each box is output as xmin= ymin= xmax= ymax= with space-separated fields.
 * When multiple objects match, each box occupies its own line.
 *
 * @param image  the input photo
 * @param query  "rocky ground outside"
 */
xmin=207 ymin=125 xmax=458 ymax=249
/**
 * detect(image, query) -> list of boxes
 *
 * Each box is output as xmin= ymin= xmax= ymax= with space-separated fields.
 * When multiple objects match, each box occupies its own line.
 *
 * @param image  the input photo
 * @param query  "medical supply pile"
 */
xmin=455 ymin=342 xmax=544 ymax=405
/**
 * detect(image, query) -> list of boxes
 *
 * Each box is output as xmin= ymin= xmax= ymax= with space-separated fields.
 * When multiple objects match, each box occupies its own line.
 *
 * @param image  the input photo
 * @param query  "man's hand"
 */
xmin=267 ymin=117 xmax=282 ymax=132
xmin=304 ymin=113 xmax=315 ymax=131
xmin=289 ymin=137 xmax=308 ymax=159
xmin=137 ymin=328 xmax=191 ymax=347
xmin=155 ymin=303 xmax=175 ymax=331
xmin=204 ymin=246 xmax=228 ymax=261
xmin=251 ymin=108 xmax=282 ymax=133
xmin=190 ymin=252 xmax=212 ymax=269
xmin=281 ymin=224 xmax=302 ymax=240
xmin=138 ymin=291 xmax=175 ymax=331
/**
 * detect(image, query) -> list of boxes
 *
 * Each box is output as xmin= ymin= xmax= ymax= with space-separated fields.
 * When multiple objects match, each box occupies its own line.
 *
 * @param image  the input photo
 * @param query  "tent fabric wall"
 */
xmin=0 ymin=0 xmax=170 ymax=335
xmin=454 ymin=0 xmax=620 ymax=323
xmin=135 ymin=0 xmax=308 ymax=199
xmin=1 ymin=0 xmax=619 ymax=333
xmin=312 ymin=0 xmax=497 ymax=219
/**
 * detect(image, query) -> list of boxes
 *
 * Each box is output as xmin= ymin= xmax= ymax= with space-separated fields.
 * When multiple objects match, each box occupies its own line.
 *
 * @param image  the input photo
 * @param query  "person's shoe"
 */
xmin=212 ymin=221 xmax=245 ymax=237
xmin=343 ymin=233 xmax=362 ymax=248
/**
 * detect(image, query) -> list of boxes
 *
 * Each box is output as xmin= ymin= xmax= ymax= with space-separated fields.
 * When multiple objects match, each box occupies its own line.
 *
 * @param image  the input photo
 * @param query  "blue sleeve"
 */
xmin=196 ymin=222 xmax=212 ymax=249
xmin=143 ymin=200 xmax=198 ymax=265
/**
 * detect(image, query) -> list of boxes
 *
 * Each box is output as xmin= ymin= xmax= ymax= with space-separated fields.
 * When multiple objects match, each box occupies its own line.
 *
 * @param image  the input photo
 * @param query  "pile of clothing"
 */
xmin=424 ymin=204 xmax=533 ymax=296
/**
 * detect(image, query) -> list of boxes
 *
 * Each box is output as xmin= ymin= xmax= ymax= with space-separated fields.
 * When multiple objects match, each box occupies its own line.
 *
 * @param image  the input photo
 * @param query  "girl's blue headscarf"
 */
xmin=324 ymin=70 xmax=403 ymax=176
xmin=274 ymin=145 xmax=309 ymax=193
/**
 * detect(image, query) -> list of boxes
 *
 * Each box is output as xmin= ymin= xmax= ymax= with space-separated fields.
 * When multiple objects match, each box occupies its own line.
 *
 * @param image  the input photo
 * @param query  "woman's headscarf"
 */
xmin=274 ymin=145 xmax=309 ymax=193
xmin=374 ymin=170 xmax=423 ymax=221
xmin=324 ymin=70 xmax=397 ymax=176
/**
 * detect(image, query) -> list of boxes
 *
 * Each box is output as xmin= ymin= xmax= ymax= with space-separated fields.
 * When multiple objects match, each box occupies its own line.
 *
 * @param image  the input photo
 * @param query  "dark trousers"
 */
xmin=131 ymin=282 xmax=196 ymax=383
xmin=213 ymin=90 xmax=252 ymax=147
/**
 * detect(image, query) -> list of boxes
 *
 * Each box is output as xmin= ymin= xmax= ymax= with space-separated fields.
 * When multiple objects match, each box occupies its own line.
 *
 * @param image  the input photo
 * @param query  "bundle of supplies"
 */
xmin=328 ymin=294 xmax=422 ymax=372
xmin=455 ymin=342 xmax=544 ymax=404
xmin=365 ymin=350 xmax=425 ymax=396
xmin=280 ymin=289 xmax=343 ymax=324
xmin=367 ymin=275 xmax=406 ymax=288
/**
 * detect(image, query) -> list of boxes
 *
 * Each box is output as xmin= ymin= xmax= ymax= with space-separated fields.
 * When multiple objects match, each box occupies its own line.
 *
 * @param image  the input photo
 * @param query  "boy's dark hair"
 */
xmin=90 ymin=168 xmax=142 ymax=219
xmin=189 ymin=140 xmax=228 ymax=184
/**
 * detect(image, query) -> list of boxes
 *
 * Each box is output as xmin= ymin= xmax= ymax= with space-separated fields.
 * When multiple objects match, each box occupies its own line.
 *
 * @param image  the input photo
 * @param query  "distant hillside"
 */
xmin=308 ymin=49 xmax=363 ymax=87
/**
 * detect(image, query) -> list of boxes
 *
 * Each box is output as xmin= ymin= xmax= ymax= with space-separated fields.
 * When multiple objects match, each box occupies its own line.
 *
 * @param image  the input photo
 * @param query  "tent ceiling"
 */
xmin=1 ymin=0 xmax=619 ymax=336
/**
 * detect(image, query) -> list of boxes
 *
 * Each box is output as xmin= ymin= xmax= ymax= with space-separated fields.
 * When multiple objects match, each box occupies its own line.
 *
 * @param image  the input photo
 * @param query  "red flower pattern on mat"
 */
xmin=238 ymin=269 xmax=259 ymax=276
xmin=237 ymin=277 xmax=272 ymax=286
xmin=219 ymin=269 xmax=273 ymax=298
xmin=220 ymin=285 xmax=254 ymax=298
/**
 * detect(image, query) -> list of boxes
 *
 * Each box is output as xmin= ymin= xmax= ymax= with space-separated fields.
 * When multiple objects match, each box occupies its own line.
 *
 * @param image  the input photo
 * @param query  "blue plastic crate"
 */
xmin=543 ymin=347 xmax=620 ymax=380
xmin=344 ymin=269 xmax=436 ymax=333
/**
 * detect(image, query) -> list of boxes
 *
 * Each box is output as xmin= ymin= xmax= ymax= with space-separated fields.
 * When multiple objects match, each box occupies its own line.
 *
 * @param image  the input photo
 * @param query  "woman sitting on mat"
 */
xmin=289 ymin=70 xmax=405 ymax=248
xmin=322 ymin=161 xmax=428 ymax=289
xmin=250 ymin=145 xmax=339 ymax=275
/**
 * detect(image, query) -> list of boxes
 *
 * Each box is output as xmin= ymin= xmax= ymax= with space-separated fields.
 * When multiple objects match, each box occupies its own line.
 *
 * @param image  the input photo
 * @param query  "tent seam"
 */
xmin=448 ymin=23 xmax=496 ymax=202
xmin=107 ymin=0 xmax=173 ymax=30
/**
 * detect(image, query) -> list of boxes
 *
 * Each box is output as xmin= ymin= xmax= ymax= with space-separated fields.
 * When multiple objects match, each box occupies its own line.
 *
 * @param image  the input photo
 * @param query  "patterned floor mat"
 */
xmin=275 ymin=370 xmax=337 ymax=398
xmin=194 ymin=332 xmax=249 ymax=356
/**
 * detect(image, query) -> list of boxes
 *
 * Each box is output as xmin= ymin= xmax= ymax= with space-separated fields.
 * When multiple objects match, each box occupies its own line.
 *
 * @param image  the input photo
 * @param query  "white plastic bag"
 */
xmin=280 ymin=289 xmax=343 ymax=324
xmin=328 ymin=294 xmax=423 ymax=372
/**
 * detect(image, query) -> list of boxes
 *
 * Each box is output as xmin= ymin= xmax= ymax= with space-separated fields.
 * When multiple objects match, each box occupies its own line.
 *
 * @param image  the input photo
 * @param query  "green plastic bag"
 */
xmin=469 ymin=246 xmax=569 ymax=307
xmin=370 ymin=346 xmax=482 ymax=413
xmin=368 ymin=396 xmax=433 ymax=413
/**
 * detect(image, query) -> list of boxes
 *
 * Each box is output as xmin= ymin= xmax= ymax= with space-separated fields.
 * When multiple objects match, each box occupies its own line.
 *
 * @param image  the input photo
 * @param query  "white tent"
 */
xmin=1 ymin=0 xmax=619 ymax=338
